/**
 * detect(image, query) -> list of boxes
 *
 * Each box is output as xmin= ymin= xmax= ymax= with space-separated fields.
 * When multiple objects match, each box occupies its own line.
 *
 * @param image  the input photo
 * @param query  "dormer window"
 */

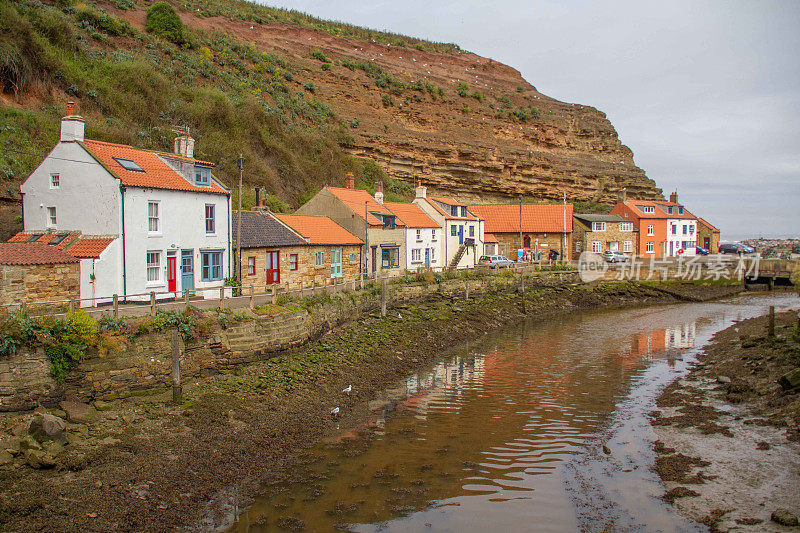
xmin=450 ymin=205 xmax=458 ymax=217
xmin=667 ymin=206 xmax=673 ymax=214
xmin=678 ymin=206 xmax=684 ymax=214
xmin=195 ymin=166 xmax=211 ymax=186
xmin=642 ymin=206 xmax=655 ymax=214
xmin=460 ymin=206 xmax=467 ymax=217
xmin=113 ymin=157 xmax=145 ymax=172
xmin=382 ymin=215 xmax=396 ymax=229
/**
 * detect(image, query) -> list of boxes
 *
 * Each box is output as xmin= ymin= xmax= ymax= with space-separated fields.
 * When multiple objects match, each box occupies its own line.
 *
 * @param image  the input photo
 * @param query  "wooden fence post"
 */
xmin=184 ymin=289 xmax=190 ymax=311
xmin=249 ymin=285 xmax=254 ymax=310
xmin=271 ymin=285 xmax=277 ymax=304
xmin=112 ymin=294 xmax=119 ymax=317
xmin=520 ymin=272 xmax=526 ymax=313
xmin=150 ymin=292 xmax=156 ymax=316
xmin=381 ymin=276 xmax=387 ymax=317
xmin=171 ymin=330 xmax=182 ymax=403
xmin=68 ymin=299 xmax=75 ymax=314
xmin=219 ymin=287 xmax=225 ymax=309
xmin=465 ymin=280 xmax=470 ymax=300
xmin=768 ymin=306 xmax=775 ymax=337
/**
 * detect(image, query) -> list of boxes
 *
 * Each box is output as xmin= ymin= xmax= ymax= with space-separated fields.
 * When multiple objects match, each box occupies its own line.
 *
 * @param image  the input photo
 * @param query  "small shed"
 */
xmin=0 ymin=243 xmax=80 ymax=307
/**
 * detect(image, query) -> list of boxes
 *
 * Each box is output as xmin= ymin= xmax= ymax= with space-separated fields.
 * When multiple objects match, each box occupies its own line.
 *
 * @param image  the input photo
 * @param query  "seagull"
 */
xmin=342 ymin=385 xmax=352 ymax=394
xmin=330 ymin=407 xmax=340 ymax=417
xmin=398 ymin=313 xmax=402 ymax=319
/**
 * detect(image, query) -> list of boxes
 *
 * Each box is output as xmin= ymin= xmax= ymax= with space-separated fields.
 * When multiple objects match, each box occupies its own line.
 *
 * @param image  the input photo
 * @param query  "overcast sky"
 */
xmin=264 ymin=0 xmax=799 ymax=240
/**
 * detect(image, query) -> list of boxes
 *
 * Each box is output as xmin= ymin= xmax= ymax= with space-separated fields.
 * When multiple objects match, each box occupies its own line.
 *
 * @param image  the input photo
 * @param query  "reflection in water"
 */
xmin=231 ymin=293 xmax=799 ymax=533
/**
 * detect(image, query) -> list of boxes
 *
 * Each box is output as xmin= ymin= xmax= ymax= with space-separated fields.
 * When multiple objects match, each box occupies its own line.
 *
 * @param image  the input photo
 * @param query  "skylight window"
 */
xmin=48 ymin=233 xmax=69 ymax=246
xmin=113 ymin=157 xmax=145 ymax=172
xmin=26 ymin=233 xmax=43 ymax=242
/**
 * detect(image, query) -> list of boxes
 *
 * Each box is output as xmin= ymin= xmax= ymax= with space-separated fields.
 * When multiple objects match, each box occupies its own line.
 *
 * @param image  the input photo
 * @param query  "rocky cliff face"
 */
xmin=191 ymin=15 xmax=662 ymax=203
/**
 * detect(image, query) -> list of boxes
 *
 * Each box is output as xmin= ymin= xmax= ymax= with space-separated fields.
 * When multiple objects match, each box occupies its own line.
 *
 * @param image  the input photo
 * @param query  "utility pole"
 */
xmin=519 ymin=194 xmax=523 ymax=261
xmin=364 ymin=200 xmax=369 ymax=277
xmin=562 ymin=191 xmax=567 ymax=261
xmin=236 ymin=155 xmax=243 ymax=282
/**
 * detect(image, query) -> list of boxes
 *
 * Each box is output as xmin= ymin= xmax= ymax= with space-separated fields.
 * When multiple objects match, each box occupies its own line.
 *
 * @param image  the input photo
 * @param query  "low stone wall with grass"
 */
xmin=0 ymin=269 xmax=580 ymax=411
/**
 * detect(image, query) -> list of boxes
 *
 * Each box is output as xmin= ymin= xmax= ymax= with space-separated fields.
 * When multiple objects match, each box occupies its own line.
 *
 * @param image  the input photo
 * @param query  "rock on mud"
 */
xmin=59 ymin=400 xmax=96 ymax=424
xmin=771 ymin=508 xmax=799 ymax=527
xmin=29 ymin=414 xmax=66 ymax=443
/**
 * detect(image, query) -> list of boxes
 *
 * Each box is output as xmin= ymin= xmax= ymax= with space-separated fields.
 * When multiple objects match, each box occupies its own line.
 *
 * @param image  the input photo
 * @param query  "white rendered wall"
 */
xmin=79 ymin=240 xmax=123 ymax=307
xmin=405 ymin=227 xmax=443 ymax=270
xmin=123 ymin=187 xmax=231 ymax=299
xmin=666 ymin=219 xmax=697 ymax=257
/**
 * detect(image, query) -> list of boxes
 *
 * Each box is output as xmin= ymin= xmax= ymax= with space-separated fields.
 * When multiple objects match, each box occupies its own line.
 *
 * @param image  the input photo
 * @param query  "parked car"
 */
xmin=739 ymin=244 xmax=755 ymax=254
xmin=695 ymin=246 xmax=710 ymax=255
xmin=719 ymin=243 xmax=744 ymax=255
xmin=478 ymin=255 xmax=515 ymax=268
xmin=601 ymin=250 xmax=629 ymax=263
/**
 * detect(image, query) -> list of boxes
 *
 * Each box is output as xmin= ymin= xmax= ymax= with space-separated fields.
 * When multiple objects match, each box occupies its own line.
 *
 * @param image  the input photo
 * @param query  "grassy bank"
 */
xmin=0 ymin=281 xmax=739 ymax=531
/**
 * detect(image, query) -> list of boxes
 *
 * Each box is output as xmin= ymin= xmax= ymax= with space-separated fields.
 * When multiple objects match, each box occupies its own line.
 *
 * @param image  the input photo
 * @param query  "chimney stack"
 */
xmin=415 ymin=179 xmax=427 ymax=199
xmin=618 ymin=187 xmax=626 ymax=203
xmin=669 ymin=190 xmax=678 ymax=204
xmin=60 ymin=100 xmax=85 ymax=142
xmin=345 ymin=171 xmax=355 ymax=189
xmin=374 ymin=182 xmax=384 ymax=204
xmin=173 ymin=126 xmax=195 ymax=159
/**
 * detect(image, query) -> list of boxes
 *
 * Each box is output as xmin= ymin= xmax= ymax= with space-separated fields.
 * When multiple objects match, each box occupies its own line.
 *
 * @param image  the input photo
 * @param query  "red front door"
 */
xmin=167 ymin=256 xmax=177 ymax=293
xmin=266 ymin=250 xmax=280 ymax=284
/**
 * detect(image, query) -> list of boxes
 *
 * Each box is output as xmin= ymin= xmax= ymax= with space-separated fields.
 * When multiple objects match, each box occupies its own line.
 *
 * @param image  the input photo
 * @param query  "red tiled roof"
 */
xmin=68 ymin=237 xmax=115 ymax=258
xmin=275 ymin=214 xmax=363 ymax=245
xmin=623 ymin=200 xmax=695 ymax=219
xmin=9 ymin=231 xmax=80 ymax=250
xmin=427 ymin=197 xmax=477 ymax=220
xmin=325 ymin=187 xmax=405 ymax=227
xmin=81 ymin=139 xmax=228 ymax=195
xmin=697 ymin=217 xmax=719 ymax=232
xmin=468 ymin=204 xmax=573 ymax=233
xmin=0 ymin=243 xmax=79 ymax=265
xmin=384 ymin=202 xmax=438 ymax=228
xmin=484 ymin=233 xmax=498 ymax=243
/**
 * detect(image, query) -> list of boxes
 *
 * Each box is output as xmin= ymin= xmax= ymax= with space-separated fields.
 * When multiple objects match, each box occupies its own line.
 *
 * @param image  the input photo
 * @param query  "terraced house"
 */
xmin=572 ymin=214 xmax=638 ymax=258
xmin=611 ymin=192 xmax=697 ymax=258
xmin=414 ymin=183 xmax=483 ymax=269
xmin=234 ymin=211 xmax=362 ymax=291
xmin=384 ymin=202 xmax=442 ymax=270
xmin=295 ymin=174 xmax=405 ymax=276
xmin=17 ymin=103 xmax=232 ymax=304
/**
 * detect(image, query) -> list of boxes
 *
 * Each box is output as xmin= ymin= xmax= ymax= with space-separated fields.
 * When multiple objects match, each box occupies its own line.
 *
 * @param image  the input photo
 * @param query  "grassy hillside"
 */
xmin=0 ymin=0 xmax=422 ymax=217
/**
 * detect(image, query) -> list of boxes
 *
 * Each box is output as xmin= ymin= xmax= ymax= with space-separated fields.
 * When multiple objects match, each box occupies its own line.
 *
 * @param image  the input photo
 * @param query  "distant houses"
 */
xmin=3 ymin=103 xmax=724 ymax=308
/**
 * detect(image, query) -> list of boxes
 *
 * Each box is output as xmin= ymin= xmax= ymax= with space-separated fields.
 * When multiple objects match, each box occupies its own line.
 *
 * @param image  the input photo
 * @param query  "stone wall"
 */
xmin=0 ymin=270 xmax=579 ymax=411
xmin=573 ymin=222 xmax=638 ymax=259
xmin=495 ymin=232 xmax=571 ymax=260
xmin=0 ymin=262 xmax=80 ymax=307
xmin=240 ymin=245 xmax=361 ymax=293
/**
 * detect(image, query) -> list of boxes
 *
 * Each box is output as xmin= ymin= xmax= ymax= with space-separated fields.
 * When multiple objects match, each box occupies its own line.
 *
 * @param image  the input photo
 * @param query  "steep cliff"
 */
xmin=0 ymin=0 xmax=661 ymax=238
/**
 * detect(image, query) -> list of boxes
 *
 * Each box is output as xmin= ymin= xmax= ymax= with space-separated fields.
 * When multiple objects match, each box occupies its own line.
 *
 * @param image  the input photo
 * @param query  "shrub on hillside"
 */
xmin=146 ymin=1 xmax=184 ymax=44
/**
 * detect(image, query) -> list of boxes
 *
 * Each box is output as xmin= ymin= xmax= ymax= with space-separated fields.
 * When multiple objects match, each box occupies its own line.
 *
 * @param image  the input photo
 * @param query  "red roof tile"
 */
xmin=427 ymin=197 xmax=477 ymax=220
xmin=468 ymin=204 xmax=573 ymax=234
xmin=68 ymin=237 xmax=115 ymax=258
xmin=0 ymin=243 xmax=79 ymax=265
xmin=697 ymin=217 xmax=719 ymax=232
xmin=384 ymin=202 xmax=439 ymax=228
xmin=623 ymin=200 xmax=695 ymax=219
xmin=275 ymin=214 xmax=363 ymax=245
xmin=325 ymin=187 xmax=405 ymax=227
xmin=81 ymin=139 xmax=228 ymax=195
xmin=484 ymin=233 xmax=499 ymax=243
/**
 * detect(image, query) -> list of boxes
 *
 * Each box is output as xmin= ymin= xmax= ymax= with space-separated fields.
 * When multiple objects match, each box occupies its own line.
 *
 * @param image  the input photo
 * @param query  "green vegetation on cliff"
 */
xmin=0 ymin=0 xmax=399 ymax=210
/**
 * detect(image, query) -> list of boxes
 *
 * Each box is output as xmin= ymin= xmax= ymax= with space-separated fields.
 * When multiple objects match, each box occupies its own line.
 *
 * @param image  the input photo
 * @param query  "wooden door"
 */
xmin=266 ymin=250 xmax=280 ymax=284
xmin=330 ymin=248 xmax=342 ymax=278
xmin=167 ymin=256 xmax=177 ymax=293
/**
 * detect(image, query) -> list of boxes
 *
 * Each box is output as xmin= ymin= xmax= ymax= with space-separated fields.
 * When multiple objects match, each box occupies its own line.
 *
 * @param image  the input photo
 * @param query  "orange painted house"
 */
xmin=610 ymin=193 xmax=697 ymax=258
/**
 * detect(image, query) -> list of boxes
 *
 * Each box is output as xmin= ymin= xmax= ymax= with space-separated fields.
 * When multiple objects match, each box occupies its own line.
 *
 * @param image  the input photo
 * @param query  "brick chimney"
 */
xmin=669 ymin=190 xmax=678 ymax=204
xmin=174 ymin=126 xmax=195 ymax=159
xmin=345 ymin=171 xmax=355 ymax=189
xmin=60 ymin=100 xmax=85 ymax=142
xmin=415 ymin=179 xmax=427 ymax=199
xmin=618 ymin=187 xmax=626 ymax=203
xmin=374 ymin=182 xmax=384 ymax=204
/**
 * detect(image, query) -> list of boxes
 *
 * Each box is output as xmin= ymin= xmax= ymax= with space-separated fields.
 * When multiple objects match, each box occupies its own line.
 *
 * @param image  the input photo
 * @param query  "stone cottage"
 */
xmin=0 ymin=242 xmax=79 ymax=307
xmin=234 ymin=211 xmax=362 ymax=292
xmin=572 ymin=214 xmax=638 ymax=258
xmin=696 ymin=218 xmax=720 ymax=253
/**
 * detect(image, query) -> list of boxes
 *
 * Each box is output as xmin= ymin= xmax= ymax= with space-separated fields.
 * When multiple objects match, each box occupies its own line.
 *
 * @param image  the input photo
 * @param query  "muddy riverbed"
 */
xmin=230 ymin=292 xmax=799 ymax=532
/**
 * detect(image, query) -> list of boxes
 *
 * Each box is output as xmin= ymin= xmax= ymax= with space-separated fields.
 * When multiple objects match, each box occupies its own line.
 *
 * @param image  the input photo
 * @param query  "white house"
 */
xmin=412 ymin=183 xmax=483 ymax=269
xmin=18 ymin=103 xmax=232 ymax=304
xmin=384 ymin=202 xmax=443 ymax=270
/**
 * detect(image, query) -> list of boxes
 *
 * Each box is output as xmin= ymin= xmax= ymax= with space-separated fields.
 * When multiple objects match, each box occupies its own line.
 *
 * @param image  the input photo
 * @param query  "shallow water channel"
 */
xmin=230 ymin=292 xmax=799 ymax=532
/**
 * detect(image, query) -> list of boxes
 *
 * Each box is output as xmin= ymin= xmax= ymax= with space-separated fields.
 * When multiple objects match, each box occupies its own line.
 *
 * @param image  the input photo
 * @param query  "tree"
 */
xmin=146 ymin=2 xmax=183 ymax=44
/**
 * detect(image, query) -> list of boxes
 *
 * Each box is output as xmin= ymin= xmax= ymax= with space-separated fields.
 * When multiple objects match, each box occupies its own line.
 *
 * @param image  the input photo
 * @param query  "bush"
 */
xmin=303 ymin=81 xmax=315 ymax=92
xmin=456 ymin=82 xmax=469 ymax=97
xmin=381 ymin=94 xmax=394 ymax=106
xmin=146 ymin=1 xmax=184 ymax=44
xmin=320 ymin=62 xmax=331 ymax=71
xmin=310 ymin=48 xmax=329 ymax=62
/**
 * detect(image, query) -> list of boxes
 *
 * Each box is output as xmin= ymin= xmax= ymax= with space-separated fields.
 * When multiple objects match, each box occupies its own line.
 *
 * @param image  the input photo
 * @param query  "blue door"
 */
xmin=458 ymin=225 xmax=464 ymax=245
xmin=424 ymin=248 xmax=430 ymax=267
xmin=181 ymin=250 xmax=194 ymax=293
xmin=330 ymin=248 xmax=343 ymax=278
